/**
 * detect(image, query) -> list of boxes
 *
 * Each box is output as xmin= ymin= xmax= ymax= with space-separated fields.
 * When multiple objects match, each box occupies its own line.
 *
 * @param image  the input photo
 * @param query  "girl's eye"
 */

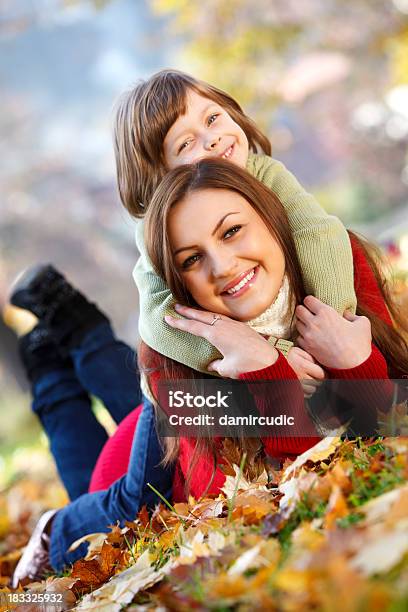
xmin=223 ymin=225 xmax=242 ymax=239
xmin=207 ymin=113 xmax=219 ymax=126
xmin=182 ymin=253 xmax=201 ymax=269
xmin=178 ymin=139 xmax=192 ymax=153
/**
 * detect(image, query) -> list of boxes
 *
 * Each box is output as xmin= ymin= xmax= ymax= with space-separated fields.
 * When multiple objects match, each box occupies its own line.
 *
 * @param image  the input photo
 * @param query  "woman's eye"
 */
xmin=182 ymin=253 xmax=201 ymax=269
xmin=223 ymin=225 xmax=242 ymax=239
xmin=207 ymin=113 xmax=219 ymax=126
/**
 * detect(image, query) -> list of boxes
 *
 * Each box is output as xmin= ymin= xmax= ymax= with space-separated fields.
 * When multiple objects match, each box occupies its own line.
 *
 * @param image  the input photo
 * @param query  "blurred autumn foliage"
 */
xmin=151 ymin=0 xmax=408 ymax=221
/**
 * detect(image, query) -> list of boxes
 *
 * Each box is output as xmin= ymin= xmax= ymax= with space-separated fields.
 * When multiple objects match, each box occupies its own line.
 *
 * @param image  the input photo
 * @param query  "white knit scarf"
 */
xmin=245 ymin=275 xmax=294 ymax=339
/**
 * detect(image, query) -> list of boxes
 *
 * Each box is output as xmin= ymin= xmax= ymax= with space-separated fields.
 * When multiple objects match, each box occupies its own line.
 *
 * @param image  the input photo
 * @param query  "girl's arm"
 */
xmin=248 ymin=153 xmax=357 ymax=314
xmin=133 ymin=220 xmax=292 ymax=376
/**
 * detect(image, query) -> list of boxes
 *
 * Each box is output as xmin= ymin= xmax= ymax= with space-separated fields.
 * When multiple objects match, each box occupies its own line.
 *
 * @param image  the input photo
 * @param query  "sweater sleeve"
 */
xmin=239 ymin=353 xmax=321 ymax=457
xmin=321 ymin=237 xmax=400 ymax=427
xmin=325 ymin=235 xmax=395 ymax=418
xmin=133 ymin=220 xmax=222 ymax=374
xmin=325 ymin=344 xmax=395 ymax=430
xmin=350 ymin=234 xmax=393 ymax=325
xmin=248 ymin=153 xmax=357 ymax=315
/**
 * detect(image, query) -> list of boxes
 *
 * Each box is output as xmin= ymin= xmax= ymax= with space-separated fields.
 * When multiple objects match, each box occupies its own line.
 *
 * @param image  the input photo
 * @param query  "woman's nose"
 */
xmin=210 ymin=253 xmax=237 ymax=279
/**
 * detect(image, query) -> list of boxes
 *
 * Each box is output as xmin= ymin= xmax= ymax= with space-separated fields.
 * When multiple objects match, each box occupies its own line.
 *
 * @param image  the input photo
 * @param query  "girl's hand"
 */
xmin=295 ymin=296 xmax=372 ymax=369
xmin=287 ymin=346 xmax=325 ymax=398
xmin=165 ymin=304 xmax=279 ymax=378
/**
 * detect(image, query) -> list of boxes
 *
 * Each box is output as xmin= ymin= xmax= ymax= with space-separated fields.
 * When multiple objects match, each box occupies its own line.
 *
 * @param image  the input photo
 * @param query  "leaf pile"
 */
xmin=1 ymin=436 xmax=408 ymax=611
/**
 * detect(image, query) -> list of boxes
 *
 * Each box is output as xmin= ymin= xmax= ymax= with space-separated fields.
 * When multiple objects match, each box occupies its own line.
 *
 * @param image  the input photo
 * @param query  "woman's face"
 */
xmin=168 ymin=188 xmax=286 ymax=321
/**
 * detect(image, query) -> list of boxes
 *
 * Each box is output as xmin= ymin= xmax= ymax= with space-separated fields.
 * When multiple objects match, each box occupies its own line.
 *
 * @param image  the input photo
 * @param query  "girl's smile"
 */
xmin=168 ymin=188 xmax=286 ymax=321
xmin=163 ymin=90 xmax=249 ymax=170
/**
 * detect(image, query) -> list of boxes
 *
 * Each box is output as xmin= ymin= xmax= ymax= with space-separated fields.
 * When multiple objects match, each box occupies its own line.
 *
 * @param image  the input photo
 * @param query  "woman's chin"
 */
xmin=225 ymin=301 xmax=272 ymax=322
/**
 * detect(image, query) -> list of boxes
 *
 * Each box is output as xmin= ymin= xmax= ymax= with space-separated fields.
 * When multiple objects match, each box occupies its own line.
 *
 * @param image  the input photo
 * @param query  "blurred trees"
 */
xmin=151 ymin=0 xmax=408 ymax=222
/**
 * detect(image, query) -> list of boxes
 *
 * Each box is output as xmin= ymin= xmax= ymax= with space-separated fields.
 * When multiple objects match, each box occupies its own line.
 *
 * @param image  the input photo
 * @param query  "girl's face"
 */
xmin=163 ymin=90 xmax=249 ymax=170
xmin=168 ymin=188 xmax=286 ymax=321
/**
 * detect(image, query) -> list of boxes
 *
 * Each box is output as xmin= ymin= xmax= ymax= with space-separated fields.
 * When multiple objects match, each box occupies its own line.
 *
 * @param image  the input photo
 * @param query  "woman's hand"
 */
xmin=295 ymin=296 xmax=372 ymax=369
xmin=165 ymin=304 xmax=279 ymax=378
xmin=287 ymin=346 xmax=325 ymax=398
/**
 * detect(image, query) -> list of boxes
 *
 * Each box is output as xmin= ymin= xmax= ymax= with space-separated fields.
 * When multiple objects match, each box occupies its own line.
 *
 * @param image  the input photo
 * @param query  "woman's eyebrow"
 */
xmin=173 ymin=212 xmax=240 ymax=256
xmin=174 ymin=244 xmax=199 ymax=256
xmin=212 ymin=212 xmax=239 ymax=235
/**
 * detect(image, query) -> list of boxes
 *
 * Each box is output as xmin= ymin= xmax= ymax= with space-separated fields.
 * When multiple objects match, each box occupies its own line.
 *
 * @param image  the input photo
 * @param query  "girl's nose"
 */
xmin=204 ymin=134 xmax=221 ymax=152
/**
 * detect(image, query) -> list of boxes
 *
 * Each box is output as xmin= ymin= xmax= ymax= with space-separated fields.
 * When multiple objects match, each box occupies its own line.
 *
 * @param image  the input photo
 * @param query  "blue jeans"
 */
xmin=31 ymin=323 xmax=173 ymax=571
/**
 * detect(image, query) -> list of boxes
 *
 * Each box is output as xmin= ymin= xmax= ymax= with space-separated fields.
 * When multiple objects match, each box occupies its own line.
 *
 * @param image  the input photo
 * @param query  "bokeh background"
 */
xmin=1 ymin=0 xmax=408 ymax=495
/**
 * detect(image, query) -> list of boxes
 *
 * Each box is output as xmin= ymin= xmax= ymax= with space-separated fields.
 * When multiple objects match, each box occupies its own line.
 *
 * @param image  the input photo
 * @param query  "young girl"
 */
xmin=113 ymin=68 xmax=357 ymax=379
xmin=13 ymin=160 xmax=407 ymax=585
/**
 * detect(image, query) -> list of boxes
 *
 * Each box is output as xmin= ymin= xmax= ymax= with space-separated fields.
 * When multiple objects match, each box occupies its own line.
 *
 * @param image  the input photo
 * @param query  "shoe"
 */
xmin=10 ymin=264 xmax=109 ymax=352
xmin=12 ymin=510 xmax=57 ymax=588
xmin=10 ymin=264 xmax=75 ymax=320
xmin=18 ymin=323 xmax=69 ymax=383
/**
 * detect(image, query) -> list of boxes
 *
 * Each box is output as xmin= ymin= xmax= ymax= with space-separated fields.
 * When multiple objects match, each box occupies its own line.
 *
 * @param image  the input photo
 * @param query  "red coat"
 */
xmin=88 ymin=237 xmax=398 ymax=500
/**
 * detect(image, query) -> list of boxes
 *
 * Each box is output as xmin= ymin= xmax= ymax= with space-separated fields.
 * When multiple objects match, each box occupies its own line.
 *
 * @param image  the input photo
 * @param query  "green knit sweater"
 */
xmin=133 ymin=153 xmax=357 ymax=373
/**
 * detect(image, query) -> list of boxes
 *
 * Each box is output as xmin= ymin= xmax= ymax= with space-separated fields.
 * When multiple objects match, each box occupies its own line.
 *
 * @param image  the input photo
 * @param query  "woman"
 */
xmin=13 ymin=159 xmax=408 ymax=585
xmin=141 ymin=157 xmax=407 ymax=496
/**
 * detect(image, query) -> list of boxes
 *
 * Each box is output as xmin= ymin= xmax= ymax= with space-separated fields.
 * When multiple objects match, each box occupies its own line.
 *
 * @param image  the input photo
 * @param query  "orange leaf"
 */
xmin=324 ymin=486 xmax=349 ymax=530
xmin=71 ymin=542 xmax=125 ymax=593
xmin=137 ymin=505 xmax=150 ymax=527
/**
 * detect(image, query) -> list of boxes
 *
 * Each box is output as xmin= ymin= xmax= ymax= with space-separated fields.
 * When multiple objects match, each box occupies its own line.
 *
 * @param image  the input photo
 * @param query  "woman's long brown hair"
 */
xmin=142 ymin=158 xmax=408 ymax=496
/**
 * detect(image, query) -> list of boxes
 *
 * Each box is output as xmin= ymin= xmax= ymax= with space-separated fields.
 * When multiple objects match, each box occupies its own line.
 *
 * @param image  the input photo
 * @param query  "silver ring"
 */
xmin=210 ymin=314 xmax=221 ymax=326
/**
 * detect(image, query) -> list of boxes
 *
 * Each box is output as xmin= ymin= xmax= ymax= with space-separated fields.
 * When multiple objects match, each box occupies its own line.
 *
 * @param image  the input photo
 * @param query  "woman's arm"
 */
xmin=296 ymin=295 xmax=395 ymax=423
xmin=164 ymin=304 xmax=281 ymax=379
xmin=161 ymin=305 xmax=322 ymax=461
xmin=239 ymin=354 xmax=321 ymax=456
xmin=350 ymin=234 xmax=393 ymax=325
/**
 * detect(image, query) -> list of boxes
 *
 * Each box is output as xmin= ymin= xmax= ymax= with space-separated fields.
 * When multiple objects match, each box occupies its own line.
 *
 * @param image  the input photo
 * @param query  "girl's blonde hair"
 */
xmin=113 ymin=69 xmax=271 ymax=218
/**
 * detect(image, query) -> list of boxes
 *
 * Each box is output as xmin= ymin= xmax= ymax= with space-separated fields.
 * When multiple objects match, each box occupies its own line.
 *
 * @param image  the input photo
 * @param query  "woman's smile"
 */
xmin=168 ymin=188 xmax=286 ymax=321
xmin=220 ymin=265 xmax=259 ymax=297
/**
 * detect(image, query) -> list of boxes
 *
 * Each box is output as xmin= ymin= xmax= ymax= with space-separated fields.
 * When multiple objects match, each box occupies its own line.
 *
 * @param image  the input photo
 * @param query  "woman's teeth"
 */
xmin=222 ymin=145 xmax=233 ymax=159
xmin=226 ymin=268 xmax=255 ymax=294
